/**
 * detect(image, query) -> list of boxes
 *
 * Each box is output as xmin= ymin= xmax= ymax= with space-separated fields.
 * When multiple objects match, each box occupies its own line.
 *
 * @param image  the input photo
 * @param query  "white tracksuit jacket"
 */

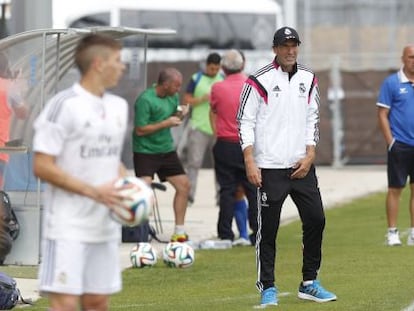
xmin=237 ymin=59 xmax=320 ymax=169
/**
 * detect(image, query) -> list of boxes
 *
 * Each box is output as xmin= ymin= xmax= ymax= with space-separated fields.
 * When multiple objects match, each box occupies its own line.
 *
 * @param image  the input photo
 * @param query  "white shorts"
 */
xmin=38 ymin=239 xmax=122 ymax=295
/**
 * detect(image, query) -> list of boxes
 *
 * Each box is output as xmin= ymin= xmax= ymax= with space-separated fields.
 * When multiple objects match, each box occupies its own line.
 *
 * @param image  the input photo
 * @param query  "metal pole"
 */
xmin=0 ymin=2 xmax=8 ymax=39
xmin=35 ymin=31 xmax=48 ymax=263
xmin=283 ymin=0 xmax=297 ymax=28
xmin=143 ymin=34 xmax=148 ymax=90
xmin=329 ymin=55 xmax=345 ymax=168
xmin=303 ymin=0 xmax=312 ymax=66
xmin=54 ymin=33 xmax=61 ymax=94
xmin=387 ymin=0 xmax=397 ymax=68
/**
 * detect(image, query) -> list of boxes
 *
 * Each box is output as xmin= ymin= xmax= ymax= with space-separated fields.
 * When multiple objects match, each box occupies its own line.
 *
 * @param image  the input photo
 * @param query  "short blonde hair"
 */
xmin=74 ymin=34 xmax=122 ymax=74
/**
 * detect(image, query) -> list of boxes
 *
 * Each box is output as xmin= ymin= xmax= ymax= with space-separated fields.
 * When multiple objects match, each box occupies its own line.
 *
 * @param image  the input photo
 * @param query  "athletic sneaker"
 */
xmin=260 ymin=287 xmax=278 ymax=307
xmin=232 ymin=238 xmax=251 ymax=246
xmin=407 ymin=234 xmax=414 ymax=246
xmin=298 ymin=280 xmax=337 ymax=303
xmin=170 ymin=233 xmax=189 ymax=242
xmin=387 ymin=229 xmax=402 ymax=246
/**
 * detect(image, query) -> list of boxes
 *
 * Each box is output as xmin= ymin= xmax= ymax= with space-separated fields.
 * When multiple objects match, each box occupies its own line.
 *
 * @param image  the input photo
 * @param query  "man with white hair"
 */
xmin=210 ymin=49 xmax=258 ymax=245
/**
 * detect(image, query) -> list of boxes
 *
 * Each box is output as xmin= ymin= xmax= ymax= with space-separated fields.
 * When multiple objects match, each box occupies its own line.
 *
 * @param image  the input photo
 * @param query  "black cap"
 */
xmin=273 ymin=27 xmax=301 ymax=47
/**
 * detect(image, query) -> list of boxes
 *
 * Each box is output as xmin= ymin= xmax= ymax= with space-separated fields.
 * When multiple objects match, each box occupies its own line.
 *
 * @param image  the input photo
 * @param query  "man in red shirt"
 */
xmin=210 ymin=49 xmax=257 ymax=244
xmin=0 ymin=53 xmax=27 ymax=189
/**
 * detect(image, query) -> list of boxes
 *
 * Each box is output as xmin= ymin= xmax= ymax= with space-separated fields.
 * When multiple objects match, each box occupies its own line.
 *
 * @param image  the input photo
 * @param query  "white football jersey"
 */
xmin=33 ymin=83 xmax=128 ymax=242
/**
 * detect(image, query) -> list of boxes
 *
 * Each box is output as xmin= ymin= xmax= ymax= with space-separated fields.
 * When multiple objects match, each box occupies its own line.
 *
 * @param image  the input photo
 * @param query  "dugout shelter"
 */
xmin=0 ymin=26 xmax=175 ymax=265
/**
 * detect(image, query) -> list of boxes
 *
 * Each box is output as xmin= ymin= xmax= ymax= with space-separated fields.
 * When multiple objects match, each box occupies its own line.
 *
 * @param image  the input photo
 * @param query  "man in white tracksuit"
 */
xmin=237 ymin=26 xmax=337 ymax=307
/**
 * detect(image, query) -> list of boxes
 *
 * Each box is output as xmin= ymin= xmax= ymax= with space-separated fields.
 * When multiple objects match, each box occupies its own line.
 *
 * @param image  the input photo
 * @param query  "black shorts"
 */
xmin=387 ymin=140 xmax=414 ymax=188
xmin=133 ymin=152 xmax=185 ymax=182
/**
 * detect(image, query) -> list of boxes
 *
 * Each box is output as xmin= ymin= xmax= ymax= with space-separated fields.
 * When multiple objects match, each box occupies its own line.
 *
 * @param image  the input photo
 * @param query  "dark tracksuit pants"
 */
xmin=256 ymin=165 xmax=325 ymax=291
xmin=213 ymin=139 xmax=258 ymax=242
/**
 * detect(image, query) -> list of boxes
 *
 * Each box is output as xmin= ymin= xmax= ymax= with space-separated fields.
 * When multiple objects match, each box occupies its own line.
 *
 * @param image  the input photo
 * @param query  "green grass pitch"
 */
xmin=7 ymin=188 xmax=414 ymax=310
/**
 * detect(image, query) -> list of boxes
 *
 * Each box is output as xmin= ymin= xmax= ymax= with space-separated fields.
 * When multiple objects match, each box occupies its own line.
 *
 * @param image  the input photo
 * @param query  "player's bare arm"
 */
xmin=183 ymin=92 xmax=209 ymax=107
xmin=118 ymin=163 xmax=128 ymax=178
xmin=135 ymin=116 xmax=182 ymax=136
xmin=209 ymin=109 xmax=217 ymax=136
xmin=243 ymin=145 xmax=262 ymax=187
xmin=377 ymin=106 xmax=394 ymax=147
xmin=33 ymin=152 xmax=124 ymax=208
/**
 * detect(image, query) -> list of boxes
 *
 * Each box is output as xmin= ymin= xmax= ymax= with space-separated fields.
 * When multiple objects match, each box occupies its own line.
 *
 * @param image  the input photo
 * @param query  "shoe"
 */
xmin=387 ymin=229 xmax=402 ymax=246
xmin=170 ymin=233 xmax=189 ymax=242
xmin=232 ymin=238 xmax=251 ymax=246
xmin=260 ymin=287 xmax=278 ymax=307
xmin=298 ymin=280 xmax=337 ymax=303
xmin=407 ymin=234 xmax=414 ymax=246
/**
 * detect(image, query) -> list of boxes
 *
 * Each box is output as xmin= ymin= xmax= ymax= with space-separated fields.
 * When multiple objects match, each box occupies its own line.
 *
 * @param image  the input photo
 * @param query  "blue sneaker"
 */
xmin=298 ymin=280 xmax=337 ymax=302
xmin=260 ymin=287 xmax=278 ymax=307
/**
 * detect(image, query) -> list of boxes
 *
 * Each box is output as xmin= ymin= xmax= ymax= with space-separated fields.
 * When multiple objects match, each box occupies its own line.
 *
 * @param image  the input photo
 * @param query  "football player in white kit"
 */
xmin=33 ymin=34 xmax=128 ymax=311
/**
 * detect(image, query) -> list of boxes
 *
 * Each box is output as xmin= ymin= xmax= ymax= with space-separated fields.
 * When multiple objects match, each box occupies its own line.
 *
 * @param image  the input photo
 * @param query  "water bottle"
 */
xmin=199 ymin=239 xmax=232 ymax=249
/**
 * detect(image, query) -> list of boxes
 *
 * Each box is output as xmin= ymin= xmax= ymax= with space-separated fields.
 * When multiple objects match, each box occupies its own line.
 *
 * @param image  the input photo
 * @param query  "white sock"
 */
xmin=388 ymin=227 xmax=398 ymax=233
xmin=174 ymin=225 xmax=185 ymax=235
xmin=410 ymin=228 xmax=414 ymax=236
xmin=302 ymin=280 xmax=313 ymax=286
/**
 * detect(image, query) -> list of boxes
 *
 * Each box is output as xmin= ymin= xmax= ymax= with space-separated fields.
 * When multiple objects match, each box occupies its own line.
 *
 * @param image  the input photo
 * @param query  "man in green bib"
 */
xmin=133 ymin=67 xmax=191 ymax=242
xmin=182 ymin=53 xmax=223 ymax=204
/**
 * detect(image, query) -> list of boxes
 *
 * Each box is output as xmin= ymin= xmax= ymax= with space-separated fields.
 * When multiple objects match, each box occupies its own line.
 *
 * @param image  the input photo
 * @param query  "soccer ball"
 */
xmin=130 ymin=242 xmax=158 ymax=268
xmin=110 ymin=176 xmax=154 ymax=227
xmin=163 ymin=242 xmax=195 ymax=268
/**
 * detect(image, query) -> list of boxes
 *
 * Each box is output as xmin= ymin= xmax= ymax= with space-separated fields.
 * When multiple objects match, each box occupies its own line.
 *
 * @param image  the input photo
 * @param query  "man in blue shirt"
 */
xmin=377 ymin=44 xmax=414 ymax=246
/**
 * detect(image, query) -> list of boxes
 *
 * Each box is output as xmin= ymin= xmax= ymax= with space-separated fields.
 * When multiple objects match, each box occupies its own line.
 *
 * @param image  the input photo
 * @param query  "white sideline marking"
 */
xmin=109 ymin=293 xmax=291 ymax=309
xmin=253 ymin=292 xmax=291 ymax=309
xmin=402 ymin=301 xmax=414 ymax=311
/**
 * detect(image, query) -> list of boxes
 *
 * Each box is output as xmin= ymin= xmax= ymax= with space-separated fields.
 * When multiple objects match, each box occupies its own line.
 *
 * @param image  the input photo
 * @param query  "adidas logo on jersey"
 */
xmin=272 ymin=85 xmax=281 ymax=92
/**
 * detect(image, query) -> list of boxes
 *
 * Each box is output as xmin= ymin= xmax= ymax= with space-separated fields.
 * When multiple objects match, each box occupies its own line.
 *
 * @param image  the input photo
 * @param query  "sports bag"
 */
xmin=122 ymin=220 xmax=154 ymax=243
xmin=0 ymin=228 xmax=12 ymax=265
xmin=0 ymin=191 xmax=20 ymax=241
xmin=122 ymin=220 xmax=167 ymax=243
xmin=0 ymin=272 xmax=20 ymax=309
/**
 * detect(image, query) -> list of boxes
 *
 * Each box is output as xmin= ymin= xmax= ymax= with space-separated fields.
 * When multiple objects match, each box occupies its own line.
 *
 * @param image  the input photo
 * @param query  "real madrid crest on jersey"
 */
xmin=299 ymin=82 xmax=306 ymax=98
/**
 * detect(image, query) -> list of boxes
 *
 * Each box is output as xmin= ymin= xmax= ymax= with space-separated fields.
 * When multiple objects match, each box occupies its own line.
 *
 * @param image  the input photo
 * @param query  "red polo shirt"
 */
xmin=210 ymin=72 xmax=247 ymax=142
xmin=0 ymin=78 xmax=12 ymax=162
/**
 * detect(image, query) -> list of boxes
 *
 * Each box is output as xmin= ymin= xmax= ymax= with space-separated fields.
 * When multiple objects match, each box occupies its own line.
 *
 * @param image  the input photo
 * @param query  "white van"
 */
xmin=52 ymin=0 xmax=284 ymax=72
xmin=51 ymin=0 xmax=284 ymax=167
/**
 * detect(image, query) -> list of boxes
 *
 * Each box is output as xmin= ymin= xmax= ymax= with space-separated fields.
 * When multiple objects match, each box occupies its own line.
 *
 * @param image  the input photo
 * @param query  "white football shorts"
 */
xmin=38 ymin=239 xmax=122 ymax=295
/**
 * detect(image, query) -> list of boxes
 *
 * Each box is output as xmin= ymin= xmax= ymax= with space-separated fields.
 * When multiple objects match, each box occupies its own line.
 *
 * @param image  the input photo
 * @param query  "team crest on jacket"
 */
xmin=299 ymin=82 xmax=306 ymax=95
xmin=260 ymin=191 xmax=269 ymax=207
